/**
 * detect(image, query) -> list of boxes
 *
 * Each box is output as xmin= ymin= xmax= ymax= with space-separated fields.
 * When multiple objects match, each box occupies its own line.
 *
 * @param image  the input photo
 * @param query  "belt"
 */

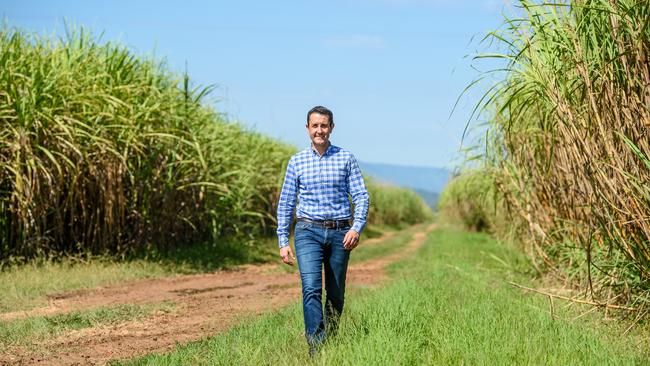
xmin=297 ymin=218 xmax=351 ymax=229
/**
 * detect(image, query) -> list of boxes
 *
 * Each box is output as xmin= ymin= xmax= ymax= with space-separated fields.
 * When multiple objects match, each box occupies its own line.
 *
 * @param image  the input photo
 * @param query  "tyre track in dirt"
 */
xmin=1 ymin=223 xmax=435 ymax=365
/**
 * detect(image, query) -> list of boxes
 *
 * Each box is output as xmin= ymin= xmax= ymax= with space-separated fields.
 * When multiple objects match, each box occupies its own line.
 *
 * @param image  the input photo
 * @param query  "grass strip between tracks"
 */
xmin=0 ymin=238 xmax=278 ymax=313
xmin=120 ymin=227 xmax=648 ymax=365
xmin=0 ymin=302 xmax=175 ymax=352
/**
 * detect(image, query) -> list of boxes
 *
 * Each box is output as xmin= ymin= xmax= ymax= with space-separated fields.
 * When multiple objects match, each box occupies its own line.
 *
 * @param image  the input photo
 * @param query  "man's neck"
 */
xmin=312 ymin=142 xmax=330 ymax=157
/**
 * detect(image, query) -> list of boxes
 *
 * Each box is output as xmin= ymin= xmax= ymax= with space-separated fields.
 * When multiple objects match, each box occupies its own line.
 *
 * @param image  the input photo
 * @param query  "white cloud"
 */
xmin=324 ymin=35 xmax=386 ymax=49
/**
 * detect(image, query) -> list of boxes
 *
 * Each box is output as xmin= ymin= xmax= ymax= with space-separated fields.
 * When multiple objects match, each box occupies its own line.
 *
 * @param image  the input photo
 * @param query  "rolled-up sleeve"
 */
xmin=347 ymin=156 xmax=369 ymax=234
xmin=276 ymin=158 xmax=298 ymax=248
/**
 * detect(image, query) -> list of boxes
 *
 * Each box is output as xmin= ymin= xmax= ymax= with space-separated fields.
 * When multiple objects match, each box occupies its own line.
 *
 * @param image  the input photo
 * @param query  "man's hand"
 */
xmin=343 ymin=229 xmax=360 ymax=250
xmin=280 ymin=246 xmax=296 ymax=266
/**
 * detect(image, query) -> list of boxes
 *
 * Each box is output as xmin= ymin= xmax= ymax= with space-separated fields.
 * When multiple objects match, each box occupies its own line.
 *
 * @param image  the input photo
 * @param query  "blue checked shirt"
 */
xmin=276 ymin=144 xmax=370 ymax=248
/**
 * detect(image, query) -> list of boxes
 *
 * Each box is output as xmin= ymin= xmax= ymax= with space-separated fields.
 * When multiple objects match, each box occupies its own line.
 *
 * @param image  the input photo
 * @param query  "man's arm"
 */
xmin=348 ymin=155 xmax=370 ymax=233
xmin=276 ymin=158 xmax=298 ymax=258
xmin=343 ymin=155 xmax=370 ymax=250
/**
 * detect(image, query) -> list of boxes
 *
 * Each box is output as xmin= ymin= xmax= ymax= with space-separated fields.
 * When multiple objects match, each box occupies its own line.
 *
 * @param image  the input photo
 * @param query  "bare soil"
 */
xmin=0 ymin=224 xmax=435 ymax=365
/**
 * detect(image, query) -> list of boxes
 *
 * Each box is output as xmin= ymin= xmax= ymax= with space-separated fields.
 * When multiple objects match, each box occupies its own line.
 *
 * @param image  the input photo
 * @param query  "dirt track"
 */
xmin=0 ymin=223 xmax=435 ymax=365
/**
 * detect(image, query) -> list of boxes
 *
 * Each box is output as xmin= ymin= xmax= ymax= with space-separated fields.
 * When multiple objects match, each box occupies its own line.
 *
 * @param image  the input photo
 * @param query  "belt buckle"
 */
xmin=323 ymin=220 xmax=336 ymax=228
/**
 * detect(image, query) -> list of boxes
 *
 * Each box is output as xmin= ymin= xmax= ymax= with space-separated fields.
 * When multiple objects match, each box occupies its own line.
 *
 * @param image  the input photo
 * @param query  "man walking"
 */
xmin=276 ymin=105 xmax=370 ymax=357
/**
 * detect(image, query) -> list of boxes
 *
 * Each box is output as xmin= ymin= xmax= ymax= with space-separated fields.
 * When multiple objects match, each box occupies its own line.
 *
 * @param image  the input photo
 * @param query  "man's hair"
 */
xmin=307 ymin=106 xmax=334 ymax=126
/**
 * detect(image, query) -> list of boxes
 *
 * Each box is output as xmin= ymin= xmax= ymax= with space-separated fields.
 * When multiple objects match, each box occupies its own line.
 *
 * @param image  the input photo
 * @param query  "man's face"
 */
xmin=306 ymin=113 xmax=334 ymax=147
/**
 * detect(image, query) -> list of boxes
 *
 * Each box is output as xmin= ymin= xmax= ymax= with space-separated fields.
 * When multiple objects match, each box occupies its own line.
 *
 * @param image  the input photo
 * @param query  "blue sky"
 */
xmin=3 ymin=0 xmax=507 ymax=168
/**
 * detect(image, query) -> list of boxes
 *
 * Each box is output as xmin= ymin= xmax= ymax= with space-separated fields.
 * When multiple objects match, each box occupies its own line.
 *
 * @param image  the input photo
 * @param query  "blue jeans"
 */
xmin=294 ymin=220 xmax=351 ymax=347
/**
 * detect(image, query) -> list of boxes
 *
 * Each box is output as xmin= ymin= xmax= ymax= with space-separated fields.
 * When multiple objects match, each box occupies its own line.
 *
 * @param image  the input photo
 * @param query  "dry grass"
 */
xmin=0 ymin=26 xmax=295 ymax=261
xmin=460 ymin=0 xmax=650 ymax=310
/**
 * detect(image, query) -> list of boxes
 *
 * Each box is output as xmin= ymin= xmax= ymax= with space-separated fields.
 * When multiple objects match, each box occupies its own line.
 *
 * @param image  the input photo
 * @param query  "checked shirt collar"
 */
xmin=310 ymin=142 xmax=335 ymax=158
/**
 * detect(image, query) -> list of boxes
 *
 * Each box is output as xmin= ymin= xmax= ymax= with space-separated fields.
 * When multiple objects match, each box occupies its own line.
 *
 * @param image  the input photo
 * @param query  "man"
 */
xmin=276 ymin=105 xmax=370 ymax=357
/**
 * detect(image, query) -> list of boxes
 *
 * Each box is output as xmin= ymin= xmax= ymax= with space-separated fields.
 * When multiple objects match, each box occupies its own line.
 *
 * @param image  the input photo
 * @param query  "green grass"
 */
xmin=348 ymin=223 xmax=421 ymax=264
xmin=0 ymin=302 xmax=175 ymax=352
xmin=119 ymin=227 xmax=648 ymax=365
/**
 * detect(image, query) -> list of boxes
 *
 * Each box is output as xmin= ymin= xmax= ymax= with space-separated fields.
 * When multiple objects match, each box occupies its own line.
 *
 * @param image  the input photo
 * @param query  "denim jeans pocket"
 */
xmin=295 ymin=220 xmax=312 ymax=230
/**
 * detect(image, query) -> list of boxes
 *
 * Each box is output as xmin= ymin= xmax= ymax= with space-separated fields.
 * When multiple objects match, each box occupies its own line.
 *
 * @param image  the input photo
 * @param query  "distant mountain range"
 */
xmin=359 ymin=162 xmax=451 ymax=208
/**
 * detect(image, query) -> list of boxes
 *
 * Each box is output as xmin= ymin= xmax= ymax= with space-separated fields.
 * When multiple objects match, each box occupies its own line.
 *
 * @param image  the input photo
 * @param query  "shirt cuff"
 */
xmin=351 ymin=221 xmax=365 ymax=234
xmin=278 ymin=237 xmax=290 ymax=249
